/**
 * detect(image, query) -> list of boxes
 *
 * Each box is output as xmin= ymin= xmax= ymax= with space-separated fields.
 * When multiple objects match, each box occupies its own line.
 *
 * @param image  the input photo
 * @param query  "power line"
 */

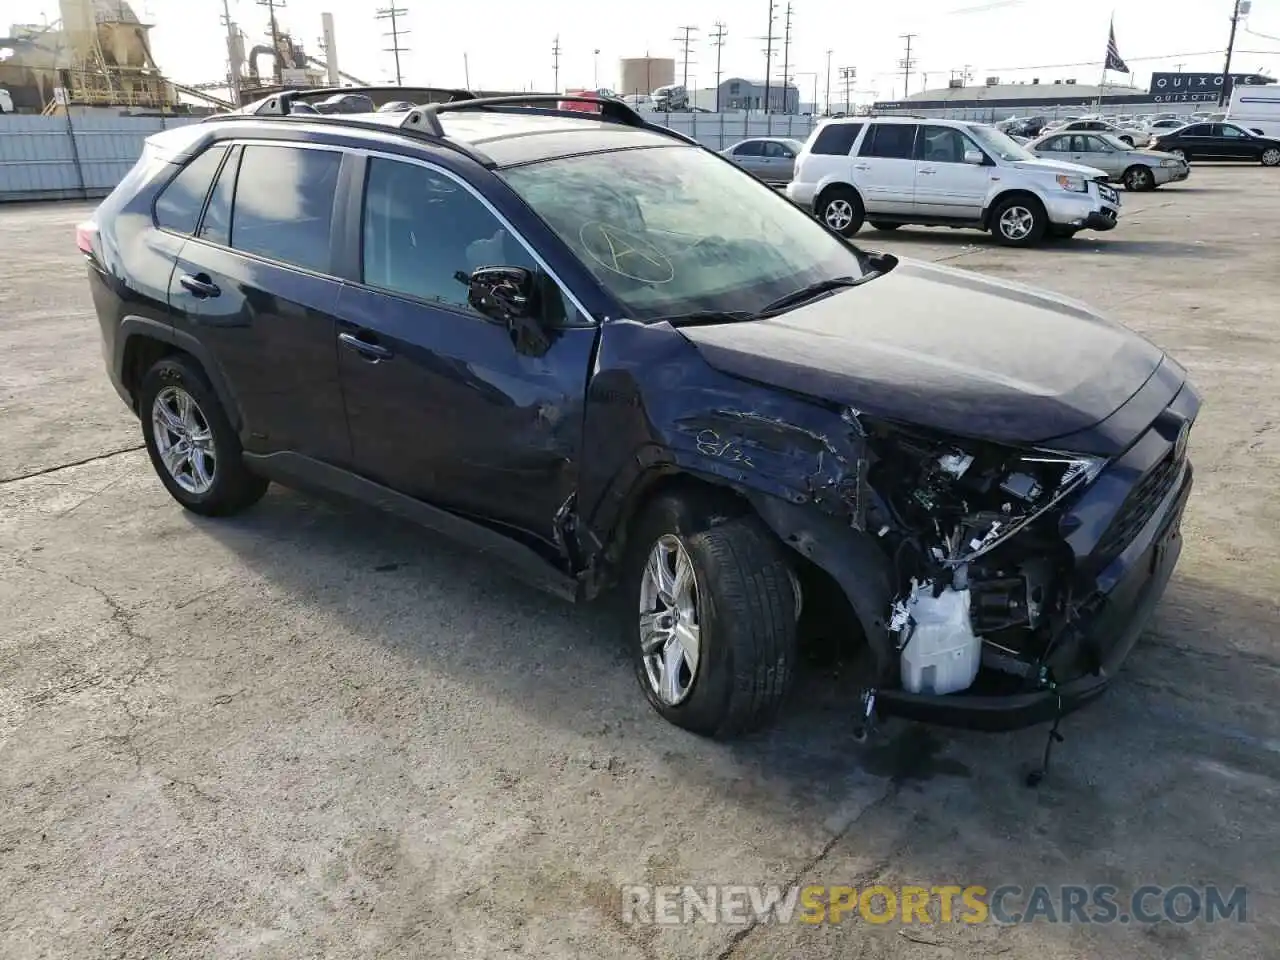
xmin=674 ymin=25 xmax=699 ymax=95
xmin=374 ymin=6 xmax=409 ymax=85
xmin=898 ymin=34 xmax=918 ymax=98
xmin=710 ymin=22 xmax=728 ymax=111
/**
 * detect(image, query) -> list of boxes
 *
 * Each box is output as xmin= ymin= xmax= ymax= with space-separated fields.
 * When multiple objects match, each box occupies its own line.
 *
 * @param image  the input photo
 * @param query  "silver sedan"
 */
xmin=1027 ymin=132 xmax=1190 ymax=191
xmin=719 ymin=138 xmax=805 ymax=184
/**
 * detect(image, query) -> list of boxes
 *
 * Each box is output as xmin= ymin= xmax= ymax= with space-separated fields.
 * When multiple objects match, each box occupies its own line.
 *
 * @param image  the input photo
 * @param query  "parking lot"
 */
xmin=2 ymin=166 xmax=1278 ymax=959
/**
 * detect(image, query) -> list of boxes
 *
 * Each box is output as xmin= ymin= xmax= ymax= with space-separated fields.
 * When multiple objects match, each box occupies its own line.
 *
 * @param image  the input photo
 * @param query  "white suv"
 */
xmin=786 ymin=117 xmax=1122 ymax=246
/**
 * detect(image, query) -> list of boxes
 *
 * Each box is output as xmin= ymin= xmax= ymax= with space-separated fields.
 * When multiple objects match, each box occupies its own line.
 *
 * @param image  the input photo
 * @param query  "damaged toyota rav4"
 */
xmin=84 ymin=93 xmax=1198 ymax=741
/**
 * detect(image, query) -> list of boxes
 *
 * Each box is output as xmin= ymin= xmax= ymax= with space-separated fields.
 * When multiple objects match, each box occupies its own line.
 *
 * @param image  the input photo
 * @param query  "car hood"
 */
xmin=676 ymin=259 xmax=1167 ymax=447
xmin=1007 ymin=157 xmax=1109 ymax=179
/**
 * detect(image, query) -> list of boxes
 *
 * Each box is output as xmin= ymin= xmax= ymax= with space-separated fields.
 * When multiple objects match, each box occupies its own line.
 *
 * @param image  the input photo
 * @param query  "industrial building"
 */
xmin=689 ymin=78 xmax=803 ymax=113
xmin=873 ymin=72 xmax=1276 ymax=121
xmin=619 ymin=57 xmax=676 ymax=98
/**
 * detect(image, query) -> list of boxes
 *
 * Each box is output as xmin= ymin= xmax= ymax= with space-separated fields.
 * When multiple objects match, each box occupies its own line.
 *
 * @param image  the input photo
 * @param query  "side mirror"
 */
xmin=467 ymin=265 xmax=538 ymax=323
xmin=963 ymin=149 xmax=985 ymax=165
xmin=1252 ymin=128 xmax=1265 ymax=136
xmin=464 ymin=265 xmax=554 ymax=357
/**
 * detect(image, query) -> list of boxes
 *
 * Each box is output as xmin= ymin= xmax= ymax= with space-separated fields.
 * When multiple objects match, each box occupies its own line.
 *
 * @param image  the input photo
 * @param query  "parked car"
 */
xmin=1052 ymin=117 xmax=1151 ymax=148
xmin=720 ymin=137 xmax=805 ymax=184
xmin=1028 ymin=132 xmax=1189 ymax=191
xmin=1148 ymin=121 xmax=1280 ymax=165
xmin=79 ymin=91 xmax=1197 ymax=740
xmin=651 ymin=84 xmax=688 ymax=111
xmin=621 ymin=94 xmax=658 ymax=112
xmin=787 ymin=116 xmax=1121 ymax=245
xmin=1147 ymin=118 xmax=1189 ymax=132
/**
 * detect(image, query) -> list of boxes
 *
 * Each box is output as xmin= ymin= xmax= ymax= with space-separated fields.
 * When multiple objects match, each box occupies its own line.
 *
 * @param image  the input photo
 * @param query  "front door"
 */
xmin=854 ymin=123 xmax=919 ymax=213
xmin=335 ymin=155 xmax=596 ymax=548
xmin=1211 ymin=123 xmax=1262 ymax=160
xmin=1069 ymin=134 xmax=1124 ymax=179
xmin=913 ymin=125 xmax=991 ymax=219
xmin=731 ymin=140 xmax=767 ymax=178
xmin=167 ymin=142 xmax=351 ymax=464
xmin=760 ymin=139 xmax=797 ymax=182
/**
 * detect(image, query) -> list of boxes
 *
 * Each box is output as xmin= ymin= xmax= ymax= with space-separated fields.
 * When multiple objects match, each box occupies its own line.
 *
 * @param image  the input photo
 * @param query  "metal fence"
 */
xmin=0 ymin=113 xmax=200 ymax=201
xmin=0 ymin=110 xmax=818 ymax=203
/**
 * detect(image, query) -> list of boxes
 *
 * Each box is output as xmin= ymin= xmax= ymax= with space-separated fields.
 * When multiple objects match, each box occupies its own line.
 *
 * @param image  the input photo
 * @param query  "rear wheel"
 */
xmin=1262 ymin=147 xmax=1280 ymax=167
xmin=628 ymin=497 xmax=798 ymax=738
xmin=991 ymin=196 xmax=1047 ymax=247
xmin=818 ymin=187 xmax=864 ymax=237
xmin=139 ymin=356 xmax=268 ymax=516
xmin=1123 ymin=165 xmax=1156 ymax=191
xmin=869 ymin=221 xmax=902 ymax=231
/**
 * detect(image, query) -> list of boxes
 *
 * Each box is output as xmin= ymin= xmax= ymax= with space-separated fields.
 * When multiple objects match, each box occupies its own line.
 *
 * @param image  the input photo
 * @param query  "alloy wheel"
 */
xmin=998 ymin=205 xmax=1035 ymax=241
xmin=151 ymin=385 xmax=216 ymax=494
xmin=1126 ymin=167 xmax=1153 ymax=190
xmin=824 ymin=199 xmax=854 ymax=231
xmin=1263 ymin=148 xmax=1280 ymax=167
xmin=639 ymin=534 xmax=702 ymax=706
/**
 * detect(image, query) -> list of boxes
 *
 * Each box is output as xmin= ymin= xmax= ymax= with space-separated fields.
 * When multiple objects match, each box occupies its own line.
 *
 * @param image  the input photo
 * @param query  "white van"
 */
xmin=1227 ymin=85 xmax=1280 ymax=138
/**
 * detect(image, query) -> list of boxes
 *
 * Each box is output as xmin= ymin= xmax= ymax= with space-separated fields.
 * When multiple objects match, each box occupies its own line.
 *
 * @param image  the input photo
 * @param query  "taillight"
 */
xmin=75 ymin=221 xmax=98 ymax=257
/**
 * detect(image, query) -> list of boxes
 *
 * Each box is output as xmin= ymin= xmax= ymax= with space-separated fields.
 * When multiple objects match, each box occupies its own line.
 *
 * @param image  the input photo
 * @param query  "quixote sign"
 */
xmin=1148 ymin=71 xmax=1275 ymax=103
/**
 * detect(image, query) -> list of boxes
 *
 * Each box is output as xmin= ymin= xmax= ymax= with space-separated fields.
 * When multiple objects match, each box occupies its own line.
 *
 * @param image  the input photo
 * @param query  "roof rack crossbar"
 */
xmin=416 ymin=94 xmax=648 ymax=133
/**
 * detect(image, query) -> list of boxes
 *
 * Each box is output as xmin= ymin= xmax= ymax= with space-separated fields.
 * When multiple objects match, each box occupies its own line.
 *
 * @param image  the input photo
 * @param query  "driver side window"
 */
xmin=361 ymin=158 xmax=538 ymax=314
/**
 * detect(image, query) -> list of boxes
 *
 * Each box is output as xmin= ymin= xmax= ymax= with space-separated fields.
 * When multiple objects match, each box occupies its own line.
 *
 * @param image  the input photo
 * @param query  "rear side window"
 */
xmin=154 ymin=145 xmax=228 ymax=235
xmin=860 ymin=124 xmax=917 ymax=159
xmin=230 ymin=145 xmax=341 ymax=273
xmin=810 ymin=123 xmax=863 ymax=155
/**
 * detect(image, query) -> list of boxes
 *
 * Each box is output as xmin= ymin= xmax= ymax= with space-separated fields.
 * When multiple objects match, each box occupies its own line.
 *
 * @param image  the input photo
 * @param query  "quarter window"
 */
xmin=809 ymin=123 xmax=862 ymax=155
xmin=230 ymin=145 xmax=341 ymax=273
xmin=361 ymin=158 xmax=536 ymax=314
xmin=860 ymin=124 xmax=917 ymax=159
xmin=154 ymin=145 xmax=227 ymax=235
xmin=197 ymin=146 xmax=239 ymax=246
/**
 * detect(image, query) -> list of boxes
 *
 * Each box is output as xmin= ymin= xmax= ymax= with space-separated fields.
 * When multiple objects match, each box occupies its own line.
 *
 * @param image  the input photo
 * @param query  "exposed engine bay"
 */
xmin=860 ymin=420 xmax=1107 ymax=697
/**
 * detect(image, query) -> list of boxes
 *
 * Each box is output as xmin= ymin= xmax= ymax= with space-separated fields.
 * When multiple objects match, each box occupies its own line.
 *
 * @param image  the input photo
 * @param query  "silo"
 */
xmin=619 ymin=57 xmax=676 ymax=98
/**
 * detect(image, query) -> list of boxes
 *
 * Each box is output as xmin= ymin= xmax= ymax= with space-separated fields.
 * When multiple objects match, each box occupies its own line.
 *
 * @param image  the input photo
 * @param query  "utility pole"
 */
xmin=761 ymin=0 xmax=777 ymax=113
xmin=780 ymin=2 xmax=793 ymax=114
xmin=221 ymin=0 xmax=242 ymax=105
xmin=839 ymin=66 xmax=855 ymax=114
xmin=375 ymin=6 xmax=409 ymax=85
xmin=710 ymin=22 xmax=728 ymax=111
xmin=256 ymin=0 xmax=284 ymax=84
xmin=898 ymin=33 xmax=918 ymax=99
xmin=1218 ymin=0 xmax=1243 ymax=106
xmin=552 ymin=35 xmax=561 ymax=92
xmin=825 ymin=49 xmax=833 ymax=115
xmin=674 ymin=25 xmax=699 ymax=95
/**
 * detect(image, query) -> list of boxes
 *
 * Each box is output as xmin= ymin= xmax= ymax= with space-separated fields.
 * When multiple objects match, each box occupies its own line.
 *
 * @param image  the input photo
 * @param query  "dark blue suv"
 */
xmin=81 ymin=91 xmax=1198 ymax=745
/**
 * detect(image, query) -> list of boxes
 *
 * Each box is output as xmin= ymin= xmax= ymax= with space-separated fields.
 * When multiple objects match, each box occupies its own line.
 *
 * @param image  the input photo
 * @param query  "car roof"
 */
xmin=197 ymin=94 xmax=691 ymax=169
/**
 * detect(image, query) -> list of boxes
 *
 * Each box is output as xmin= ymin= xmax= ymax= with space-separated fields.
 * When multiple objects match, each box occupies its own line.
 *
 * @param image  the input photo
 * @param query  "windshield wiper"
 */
xmin=657 ymin=310 xmax=759 ymax=327
xmin=756 ymin=274 xmax=872 ymax=317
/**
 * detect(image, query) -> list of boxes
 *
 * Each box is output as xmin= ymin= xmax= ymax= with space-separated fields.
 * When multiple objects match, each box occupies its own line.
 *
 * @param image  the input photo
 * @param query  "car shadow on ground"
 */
xmin=192 ymin=485 xmax=1280 ymax=812
xmin=864 ymin=229 xmax=1228 ymax=259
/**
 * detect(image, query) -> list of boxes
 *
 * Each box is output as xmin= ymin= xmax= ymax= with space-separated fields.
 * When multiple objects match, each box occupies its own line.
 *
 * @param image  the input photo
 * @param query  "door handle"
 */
xmin=179 ymin=273 xmax=220 ymax=299
xmin=339 ymin=331 xmax=393 ymax=361
xmin=854 ymin=163 xmax=870 ymax=171
xmin=918 ymin=168 xmax=936 ymax=175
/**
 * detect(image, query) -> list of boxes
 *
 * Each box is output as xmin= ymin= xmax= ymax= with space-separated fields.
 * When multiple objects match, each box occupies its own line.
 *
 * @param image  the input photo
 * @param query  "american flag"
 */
xmin=1105 ymin=20 xmax=1130 ymax=73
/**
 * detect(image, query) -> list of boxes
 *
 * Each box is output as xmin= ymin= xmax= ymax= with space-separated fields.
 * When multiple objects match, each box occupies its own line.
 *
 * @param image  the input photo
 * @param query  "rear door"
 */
xmin=854 ymin=123 xmax=919 ymax=213
xmin=334 ymin=154 xmax=596 ymax=545
xmin=1175 ymin=123 xmax=1216 ymax=159
xmin=912 ymin=125 xmax=990 ymax=219
xmin=168 ymin=142 xmax=351 ymax=463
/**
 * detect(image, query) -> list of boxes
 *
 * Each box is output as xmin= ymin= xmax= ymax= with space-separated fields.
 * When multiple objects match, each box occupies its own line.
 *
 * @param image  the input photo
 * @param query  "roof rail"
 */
xmin=239 ymin=85 xmax=475 ymax=117
xmin=408 ymin=94 xmax=648 ymax=137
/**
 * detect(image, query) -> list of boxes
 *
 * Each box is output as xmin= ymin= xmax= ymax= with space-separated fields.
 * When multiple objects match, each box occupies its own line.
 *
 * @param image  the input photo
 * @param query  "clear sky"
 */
xmin=8 ymin=0 xmax=1280 ymax=102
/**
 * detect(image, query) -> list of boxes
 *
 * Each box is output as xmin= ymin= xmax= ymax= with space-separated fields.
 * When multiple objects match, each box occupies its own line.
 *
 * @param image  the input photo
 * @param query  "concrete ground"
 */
xmin=1 ymin=167 xmax=1277 ymax=960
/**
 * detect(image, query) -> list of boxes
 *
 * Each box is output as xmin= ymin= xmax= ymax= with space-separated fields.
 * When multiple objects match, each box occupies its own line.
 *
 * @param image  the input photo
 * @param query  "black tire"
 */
xmin=990 ymin=195 xmax=1047 ymax=247
xmin=1123 ymin=165 xmax=1155 ymax=191
xmin=139 ymin=355 xmax=268 ymax=516
xmin=628 ymin=496 xmax=798 ymax=738
xmin=869 ymin=221 xmax=902 ymax=231
xmin=817 ymin=187 xmax=864 ymax=237
xmin=1262 ymin=147 xmax=1280 ymax=167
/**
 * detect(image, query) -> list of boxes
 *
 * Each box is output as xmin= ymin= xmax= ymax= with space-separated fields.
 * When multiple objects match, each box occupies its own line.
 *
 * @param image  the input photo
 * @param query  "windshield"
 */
xmin=1099 ymin=134 xmax=1133 ymax=151
xmin=501 ymin=146 xmax=872 ymax=321
xmin=965 ymin=124 xmax=1035 ymax=161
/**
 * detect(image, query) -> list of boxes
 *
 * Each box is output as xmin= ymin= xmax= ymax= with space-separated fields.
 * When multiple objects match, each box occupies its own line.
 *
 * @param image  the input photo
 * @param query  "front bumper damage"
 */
xmin=752 ymin=379 xmax=1199 ymax=734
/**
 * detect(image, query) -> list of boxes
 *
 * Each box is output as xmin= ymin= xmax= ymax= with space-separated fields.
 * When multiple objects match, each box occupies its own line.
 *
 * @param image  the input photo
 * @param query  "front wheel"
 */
xmin=991 ymin=196 xmax=1047 ymax=247
xmin=1124 ymin=165 xmax=1156 ymax=191
xmin=818 ymin=187 xmax=864 ymax=237
xmin=1262 ymin=147 xmax=1280 ymax=167
xmin=629 ymin=498 xmax=798 ymax=738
